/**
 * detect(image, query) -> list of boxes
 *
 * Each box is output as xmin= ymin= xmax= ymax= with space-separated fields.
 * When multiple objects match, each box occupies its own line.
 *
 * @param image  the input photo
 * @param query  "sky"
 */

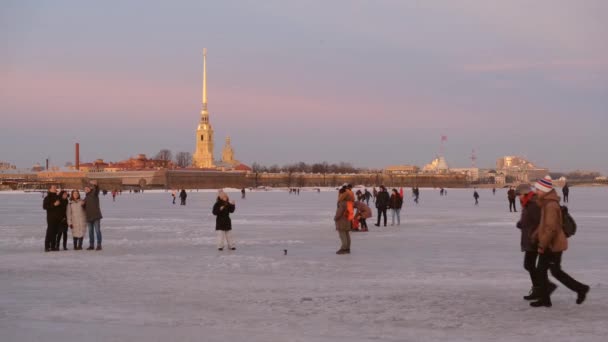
xmin=1 ymin=0 xmax=607 ymax=173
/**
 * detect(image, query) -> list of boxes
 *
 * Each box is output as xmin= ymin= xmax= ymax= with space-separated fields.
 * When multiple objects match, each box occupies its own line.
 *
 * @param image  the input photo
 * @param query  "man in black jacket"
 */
xmin=84 ymin=181 xmax=103 ymax=250
xmin=508 ymin=186 xmax=517 ymax=212
xmin=515 ymin=183 xmax=555 ymax=300
xmin=374 ymin=185 xmax=389 ymax=227
xmin=43 ymin=185 xmax=62 ymax=252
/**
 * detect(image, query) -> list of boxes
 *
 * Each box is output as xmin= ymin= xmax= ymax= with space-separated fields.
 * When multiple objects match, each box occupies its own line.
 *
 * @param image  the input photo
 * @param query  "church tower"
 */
xmin=192 ymin=48 xmax=215 ymax=168
xmin=222 ymin=136 xmax=236 ymax=165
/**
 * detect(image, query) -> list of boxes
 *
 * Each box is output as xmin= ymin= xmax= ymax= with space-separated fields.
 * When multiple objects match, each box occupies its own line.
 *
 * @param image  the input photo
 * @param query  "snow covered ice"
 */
xmin=1 ymin=188 xmax=607 ymax=342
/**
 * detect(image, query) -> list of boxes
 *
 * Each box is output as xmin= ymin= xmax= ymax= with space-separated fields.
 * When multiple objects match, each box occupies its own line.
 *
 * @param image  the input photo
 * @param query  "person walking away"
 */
xmin=354 ymin=201 xmax=372 ymax=232
xmin=112 ymin=189 xmax=117 ymax=202
xmin=55 ymin=190 xmax=69 ymax=250
xmin=67 ymin=190 xmax=87 ymax=250
xmin=372 ymin=187 xmax=378 ymax=203
xmin=43 ymin=185 xmax=63 ymax=252
xmin=241 ymin=188 xmax=246 ymax=199
xmin=364 ymin=189 xmax=372 ymax=206
xmin=562 ymin=183 xmax=570 ymax=203
xmin=530 ymin=176 xmax=589 ymax=307
xmin=374 ymin=185 xmax=390 ymax=226
xmin=84 ymin=181 xmax=103 ymax=251
xmin=179 ymin=189 xmax=187 ymax=205
xmin=493 ymin=188 xmax=496 ymax=195
xmin=171 ymin=189 xmax=177 ymax=204
xmin=389 ymin=188 xmax=403 ymax=226
xmin=515 ymin=183 xmax=554 ymax=300
xmin=473 ymin=189 xmax=480 ymax=205
xmin=413 ymin=187 xmax=420 ymax=204
xmin=334 ymin=188 xmax=353 ymax=254
xmin=508 ymin=186 xmax=517 ymax=212
xmin=213 ymin=190 xmax=236 ymax=251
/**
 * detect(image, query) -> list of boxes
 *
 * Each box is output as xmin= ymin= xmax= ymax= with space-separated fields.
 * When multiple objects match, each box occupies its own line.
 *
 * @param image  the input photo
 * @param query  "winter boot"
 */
xmin=523 ymin=287 xmax=540 ymax=300
xmin=96 ymin=245 xmax=102 ymax=251
xmin=87 ymin=246 xmax=94 ymax=250
xmin=530 ymin=298 xmax=552 ymax=307
xmin=577 ymin=285 xmax=590 ymax=305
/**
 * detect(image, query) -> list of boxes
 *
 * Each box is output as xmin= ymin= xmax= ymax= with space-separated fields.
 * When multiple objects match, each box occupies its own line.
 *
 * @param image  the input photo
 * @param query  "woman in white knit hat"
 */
xmin=530 ymin=175 xmax=589 ymax=307
xmin=212 ymin=190 xmax=236 ymax=251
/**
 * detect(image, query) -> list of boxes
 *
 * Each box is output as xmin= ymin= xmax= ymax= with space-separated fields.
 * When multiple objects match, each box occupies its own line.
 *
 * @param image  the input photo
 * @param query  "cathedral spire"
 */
xmin=202 ymin=48 xmax=208 ymax=112
xmin=193 ymin=48 xmax=215 ymax=168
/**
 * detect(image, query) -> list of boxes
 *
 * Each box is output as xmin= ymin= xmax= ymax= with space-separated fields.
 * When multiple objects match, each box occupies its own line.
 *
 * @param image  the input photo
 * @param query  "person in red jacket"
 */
xmin=389 ymin=189 xmax=403 ymax=226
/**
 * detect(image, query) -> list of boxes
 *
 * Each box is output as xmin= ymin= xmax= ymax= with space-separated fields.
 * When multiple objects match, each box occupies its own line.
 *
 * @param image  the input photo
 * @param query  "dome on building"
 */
xmin=436 ymin=156 xmax=449 ymax=171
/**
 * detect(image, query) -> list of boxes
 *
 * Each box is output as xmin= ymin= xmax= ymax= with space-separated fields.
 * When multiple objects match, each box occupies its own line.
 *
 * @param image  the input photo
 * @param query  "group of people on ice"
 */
xmin=171 ymin=189 xmax=188 ymax=205
xmin=43 ymin=181 xmax=103 ymax=251
xmin=333 ymin=184 xmax=406 ymax=254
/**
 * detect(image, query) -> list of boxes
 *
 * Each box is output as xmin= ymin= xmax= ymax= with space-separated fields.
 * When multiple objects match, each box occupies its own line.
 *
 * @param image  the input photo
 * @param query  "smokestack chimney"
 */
xmin=75 ymin=143 xmax=80 ymax=170
xmin=45 ymin=158 xmax=49 ymax=170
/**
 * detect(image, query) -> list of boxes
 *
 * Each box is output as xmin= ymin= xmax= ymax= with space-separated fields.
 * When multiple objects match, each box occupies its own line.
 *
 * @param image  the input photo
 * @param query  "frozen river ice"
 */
xmin=1 ymin=187 xmax=607 ymax=341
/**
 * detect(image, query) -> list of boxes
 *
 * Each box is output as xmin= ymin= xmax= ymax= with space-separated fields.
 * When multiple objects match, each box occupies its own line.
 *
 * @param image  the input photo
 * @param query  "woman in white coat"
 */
xmin=67 ymin=190 xmax=87 ymax=250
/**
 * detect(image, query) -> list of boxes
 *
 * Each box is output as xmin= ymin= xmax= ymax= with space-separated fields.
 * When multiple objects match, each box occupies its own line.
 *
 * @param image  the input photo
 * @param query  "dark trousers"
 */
xmin=180 ymin=198 xmax=186 ymax=205
xmin=536 ymin=251 xmax=587 ymax=299
xmin=73 ymin=237 xmax=83 ymax=249
xmin=523 ymin=251 xmax=539 ymax=287
xmin=376 ymin=208 xmax=387 ymax=226
xmin=509 ymin=199 xmax=517 ymax=212
xmin=45 ymin=222 xmax=60 ymax=250
xmin=563 ymin=194 xmax=569 ymax=203
xmin=56 ymin=225 xmax=68 ymax=249
xmin=359 ymin=218 xmax=368 ymax=230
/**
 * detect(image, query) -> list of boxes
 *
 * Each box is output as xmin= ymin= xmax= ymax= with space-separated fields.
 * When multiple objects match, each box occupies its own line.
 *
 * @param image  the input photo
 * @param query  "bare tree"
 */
xmin=155 ymin=149 xmax=173 ymax=161
xmin=174 ymin=152 xmax=192 ymax=168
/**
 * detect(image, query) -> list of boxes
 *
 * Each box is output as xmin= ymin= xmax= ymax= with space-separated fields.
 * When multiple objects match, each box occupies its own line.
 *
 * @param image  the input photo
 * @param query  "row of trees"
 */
xmin=153 ymin=150 xmax=362 ymax=173
xmin=251 ymin=161 xmax=360 ymax=174
xmin=154 ymin=149 xmax=192 ymax=168
xmin=550 ymin=171 xmax=603 ymax=181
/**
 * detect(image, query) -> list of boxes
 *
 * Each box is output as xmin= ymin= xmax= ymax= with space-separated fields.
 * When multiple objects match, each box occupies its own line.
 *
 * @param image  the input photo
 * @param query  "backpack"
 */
xmin=561 ymin=206 xmax=577 ymax=238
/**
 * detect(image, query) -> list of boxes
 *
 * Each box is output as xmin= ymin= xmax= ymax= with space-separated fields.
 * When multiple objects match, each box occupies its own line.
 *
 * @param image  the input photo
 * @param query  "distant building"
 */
xmin=192 ymin=48 xmax=215 ymax=168
xmin=451 ymin=167 xmax=480 ymax=181
xmin=496 ymin=156 xmax=548 ymax=182
xmin=220 ymin=136 xmax=239 ymax=167
xmin=423 ymin=156 xmax=449 ymax=173
xmin=77 ymin=155 xmax=173 ymax=172
xmin=0 ymin=161 xmax=16 ymax=170
xmin=384 ymin=165 xmax=419 ymax=174
xmin=31 ymin=163 xmax=45 ymax=172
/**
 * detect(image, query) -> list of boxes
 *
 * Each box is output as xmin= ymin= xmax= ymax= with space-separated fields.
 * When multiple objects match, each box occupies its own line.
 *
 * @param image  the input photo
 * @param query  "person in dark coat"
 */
xmin=84 ymin=181 xmax=103 ymax=251
xmin=413 ymin=187 xmax=420 ymax=204
xmin=364 ymin=189 xmax=372 ymax=205
xmin=562 ymin=183 xmax=570 ymax=203
xmin=515 ymin=183 xmax=554 ymax=300
xmin=374 ymin=185 xmax=390 ymax=227
xmin=212 ymin=190 xmax=236 ymax=251
xmin=508 ymin=187 xmax=517 ymax=212
xmin=179 ymin=189 xmax=187 ymax=205
xmin=43 ymin=185 xmax=62 ymax=252
xmin=55 ymin=190 xmax=70 ymax=250
xmin=473 ymin=190 xmax=479 ymax=205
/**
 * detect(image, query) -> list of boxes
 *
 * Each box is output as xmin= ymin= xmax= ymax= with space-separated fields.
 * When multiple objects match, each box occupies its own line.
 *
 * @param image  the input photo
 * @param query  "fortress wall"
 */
xmin=5 ymin=170 xmax=469 ymax=190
